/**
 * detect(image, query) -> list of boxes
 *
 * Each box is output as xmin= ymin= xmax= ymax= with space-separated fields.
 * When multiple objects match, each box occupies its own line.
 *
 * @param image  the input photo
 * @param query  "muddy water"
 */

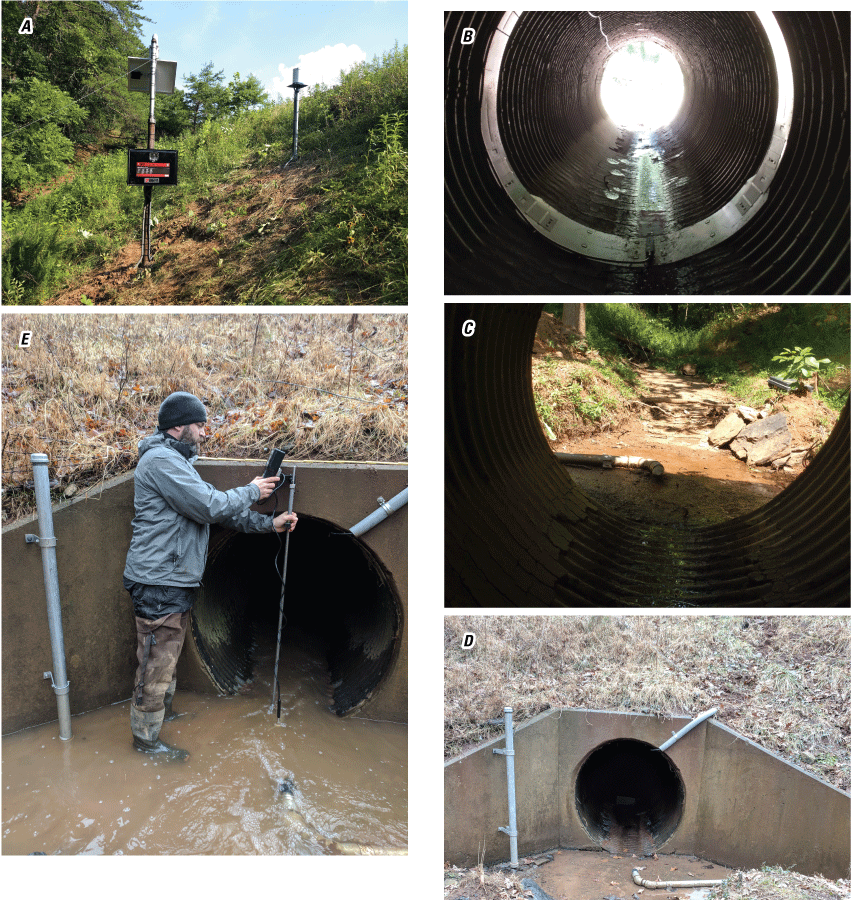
xmin=2 ymin=633 xmax=406 ymax=855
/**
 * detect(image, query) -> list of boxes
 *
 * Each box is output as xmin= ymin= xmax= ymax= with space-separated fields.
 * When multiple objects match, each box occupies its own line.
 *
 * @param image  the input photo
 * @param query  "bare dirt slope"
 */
xmin=556 ymin=365 xmax=795 ymax=526
xmin=48 ymin=163 xmax=340 ymax=305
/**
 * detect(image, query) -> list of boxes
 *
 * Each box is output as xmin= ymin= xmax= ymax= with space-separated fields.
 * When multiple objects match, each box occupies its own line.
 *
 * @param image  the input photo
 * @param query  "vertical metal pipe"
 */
xmin=493 ymin=706 xmax=519 ymax=867
xmin=292 ymin=67 xmax=302 ymax=159
xmin=29 ymin=454 xmax=72 ymax=740
xmin=138 ymin=34 xmax=158 ymax=268
xmin=148 ymin=34 xmax=158 ymax=148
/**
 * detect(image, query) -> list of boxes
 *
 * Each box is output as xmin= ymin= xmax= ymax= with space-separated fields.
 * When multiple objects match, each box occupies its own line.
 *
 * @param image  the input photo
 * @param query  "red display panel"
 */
xmin=127 ymin=149 xmax=178 ymax=185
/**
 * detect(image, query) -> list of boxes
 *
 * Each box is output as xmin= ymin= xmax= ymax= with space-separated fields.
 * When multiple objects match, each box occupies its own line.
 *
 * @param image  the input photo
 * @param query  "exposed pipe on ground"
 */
xmin=24 ymin=453 xmax=72 ymax=741
xmin=556 ymin=452 xmax=665 ymax=477
xmin=493 ymin=706 xmax=520 ymax=868
xmin=349 ymin=487 xmax=408 ymax=537
xmin=633 ymin=868 xmax=726 ymax=889
xmin=658 ymin=707 xmax=718 ymax=751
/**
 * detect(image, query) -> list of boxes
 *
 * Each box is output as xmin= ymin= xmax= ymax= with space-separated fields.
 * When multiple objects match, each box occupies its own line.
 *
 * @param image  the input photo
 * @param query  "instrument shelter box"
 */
xmin=127 ymin=149 xmax=178 ymax=185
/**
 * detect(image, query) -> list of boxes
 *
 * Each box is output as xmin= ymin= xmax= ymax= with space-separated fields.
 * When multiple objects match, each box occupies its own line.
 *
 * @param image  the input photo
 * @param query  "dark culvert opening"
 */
xmin=192 ymin=515 xmax=401 ymax=715
xmin=575 ymin=739 xmax=684 ymax=854
xmin=444 ymin=305 xmax=851 ymax=606
xmin=444 ymin=11 xmax=849 ymax=294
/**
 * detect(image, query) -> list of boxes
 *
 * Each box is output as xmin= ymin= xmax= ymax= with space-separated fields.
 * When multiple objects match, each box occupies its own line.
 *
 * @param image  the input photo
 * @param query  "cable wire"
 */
xmin=587 ymin=11 xmax=613 ymax=51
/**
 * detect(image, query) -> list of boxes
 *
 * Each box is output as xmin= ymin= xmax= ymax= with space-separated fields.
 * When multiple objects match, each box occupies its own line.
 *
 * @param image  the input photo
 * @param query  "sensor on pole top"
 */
xmin=288 ymin=67 xmax=307 ymax=91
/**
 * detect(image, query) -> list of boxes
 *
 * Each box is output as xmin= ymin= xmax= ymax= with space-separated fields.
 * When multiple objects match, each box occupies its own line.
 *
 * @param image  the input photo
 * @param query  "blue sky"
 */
xmin=135 ymin=1 xmax=407 ymax=99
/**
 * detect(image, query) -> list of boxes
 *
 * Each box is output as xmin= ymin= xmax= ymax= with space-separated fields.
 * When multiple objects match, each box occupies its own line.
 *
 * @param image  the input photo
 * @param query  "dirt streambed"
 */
xmin=445 ymin=849 xmax=731 ymax=900
xmin=2 ymin=632 xmax=407 ymax=855
xmin=554 ymin=366 xmax=800 ymax=527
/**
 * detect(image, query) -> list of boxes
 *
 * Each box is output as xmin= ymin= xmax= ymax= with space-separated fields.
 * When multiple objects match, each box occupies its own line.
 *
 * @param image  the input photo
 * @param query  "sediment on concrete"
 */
xmin=444 ymin=709 xmax=850 ymax=879
xmin=2 ymin=460 xmax=408 ymax=733
xmin=445 ymin=304 xmax=851 ymax=606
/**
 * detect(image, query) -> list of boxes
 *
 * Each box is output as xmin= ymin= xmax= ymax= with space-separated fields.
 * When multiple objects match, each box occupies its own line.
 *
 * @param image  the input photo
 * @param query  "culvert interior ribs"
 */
xmin=444 ymin=11 xmax=849 ymax=294
xmin=444 ymin=305 xmax=851 ymax=607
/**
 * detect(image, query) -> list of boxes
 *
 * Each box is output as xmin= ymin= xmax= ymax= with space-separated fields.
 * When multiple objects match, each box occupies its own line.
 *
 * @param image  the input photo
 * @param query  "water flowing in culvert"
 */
xmin=1 ymin=632 xmax=407 ymax=855
xmin=192 ymin=515 xmax=402 ymax=715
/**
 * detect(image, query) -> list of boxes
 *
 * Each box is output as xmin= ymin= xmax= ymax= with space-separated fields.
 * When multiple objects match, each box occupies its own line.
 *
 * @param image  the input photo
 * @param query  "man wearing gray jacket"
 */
xmin=124 ymin=391 xmax=297 ymax=760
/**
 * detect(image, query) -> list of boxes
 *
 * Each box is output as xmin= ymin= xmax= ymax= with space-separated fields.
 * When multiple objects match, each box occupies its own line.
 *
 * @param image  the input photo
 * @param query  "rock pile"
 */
xmin=708 ymin=406 xmax=808 ymax=469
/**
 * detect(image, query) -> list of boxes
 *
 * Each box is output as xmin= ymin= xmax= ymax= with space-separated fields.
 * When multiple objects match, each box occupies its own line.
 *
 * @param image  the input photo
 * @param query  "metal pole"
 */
xmin=493 ymin=706 xmax=519 ymax=867
xmin=148 ymin=34 xmax=158 ymax=149
xmin=25 ymin=454 xmax=72 ymax=740
xmin=292 ymin=67 xmax=302 ymax=160
xmin=137 ymin=34 xmax=157 ymax=269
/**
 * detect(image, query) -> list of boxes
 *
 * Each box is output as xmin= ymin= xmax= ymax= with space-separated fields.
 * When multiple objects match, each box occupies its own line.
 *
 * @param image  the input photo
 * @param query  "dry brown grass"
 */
xmin=2 ymin=312 xmax=406 ymax=524
xmin=707 ymin=867 xmax=850 ymax=900
xmin=444 ymin=616 xmax=850 ymax=792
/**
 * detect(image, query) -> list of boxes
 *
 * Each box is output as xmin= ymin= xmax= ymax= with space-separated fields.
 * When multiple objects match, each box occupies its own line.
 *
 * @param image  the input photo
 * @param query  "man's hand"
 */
xmin=251 ymin=475 xmax=280 ymax=500
xmin=274 ymin=512 xmax=298 ymax=533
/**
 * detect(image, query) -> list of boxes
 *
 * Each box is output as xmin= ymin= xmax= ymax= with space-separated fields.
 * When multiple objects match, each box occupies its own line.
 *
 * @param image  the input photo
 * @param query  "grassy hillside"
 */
xmin=444 ymin=616 xmax=849 ymax=793
xmin=2 ymin=46 xmax=407 ymax=305
xmin=1 ymin=312 xmax=407 ymax=524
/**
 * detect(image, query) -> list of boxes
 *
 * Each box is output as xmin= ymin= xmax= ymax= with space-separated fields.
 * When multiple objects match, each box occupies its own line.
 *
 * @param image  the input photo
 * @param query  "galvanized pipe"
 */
xmin=26 ymin=453 xmax=72 ymax=740
xmin=633 ymin=868 xmax=725 ymax=889
xmin=349 ymin=488 xmax=408 ymax=537
xmin=658 ymin=707 xmax=718 ymax=751
xmin=556 ymin=452 xmax=664 ymax=477
xmin=493 ymin=706 xmax=519 ymax=868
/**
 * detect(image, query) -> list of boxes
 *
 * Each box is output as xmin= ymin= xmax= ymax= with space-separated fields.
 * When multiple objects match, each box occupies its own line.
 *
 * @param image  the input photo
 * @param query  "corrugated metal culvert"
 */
xmin=445 ymin=11 xmax=849 ymax=294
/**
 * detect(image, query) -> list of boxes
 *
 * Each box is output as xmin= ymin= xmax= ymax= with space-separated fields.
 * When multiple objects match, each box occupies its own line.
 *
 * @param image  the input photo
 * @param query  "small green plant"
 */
xmin=79 ymin=294 xmax=93 ymax=305
xmin=771 ymin=346 xmax=830 ymax=393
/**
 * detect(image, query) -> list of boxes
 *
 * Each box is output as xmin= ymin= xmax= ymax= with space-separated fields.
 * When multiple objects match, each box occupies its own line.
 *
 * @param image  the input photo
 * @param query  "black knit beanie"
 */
xmin=157 ymin=391 xmax=207 ymax=431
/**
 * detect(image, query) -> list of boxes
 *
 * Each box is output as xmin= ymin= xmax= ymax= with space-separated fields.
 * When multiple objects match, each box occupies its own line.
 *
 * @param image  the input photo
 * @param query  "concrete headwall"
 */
xmin=444 ymin=708 xmax=850 ymax=879
xmin=2 ymin=459 xmax=407 ymax=734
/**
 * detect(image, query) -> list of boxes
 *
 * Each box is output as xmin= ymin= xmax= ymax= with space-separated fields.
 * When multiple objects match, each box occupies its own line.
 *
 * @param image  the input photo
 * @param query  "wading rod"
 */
xmin=272 ymin=466 xmax=297 ymax=719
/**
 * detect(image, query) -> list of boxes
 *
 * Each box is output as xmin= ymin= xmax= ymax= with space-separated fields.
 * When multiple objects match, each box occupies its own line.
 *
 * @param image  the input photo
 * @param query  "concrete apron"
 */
xmin=444 ymin=708 xmax=850 ymax=880
xmin=2 ymin=460 xmax=407 ymax=734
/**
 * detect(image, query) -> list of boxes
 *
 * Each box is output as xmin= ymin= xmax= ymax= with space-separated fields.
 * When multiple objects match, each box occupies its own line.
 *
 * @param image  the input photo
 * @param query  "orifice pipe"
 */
xmin=633 ymin=868 xmax=726 ymax=889
xmin=658 ymin=707 xmax=718 ymax=751
xmin=26 ymin=454 xmax=72 ymax=740
xmin=556 ymin=452 xmax=664 ymax=476
xmin=493 ymin=706 xmax=519 ymax=868
xmin=349 ymin=487 xmax=408 ymax=537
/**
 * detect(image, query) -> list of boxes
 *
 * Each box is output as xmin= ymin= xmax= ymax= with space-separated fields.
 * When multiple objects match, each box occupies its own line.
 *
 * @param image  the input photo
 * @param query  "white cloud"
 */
xmin=270 ymin=43 xmax=367 ymax=99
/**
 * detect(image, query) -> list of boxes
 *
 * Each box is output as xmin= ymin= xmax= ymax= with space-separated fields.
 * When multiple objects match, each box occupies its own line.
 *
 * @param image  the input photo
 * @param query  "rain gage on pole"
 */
xmin=127 ymin=36 xmax=178 ymax=269
xmin=285 ymin=68 xmax=308 ymax=166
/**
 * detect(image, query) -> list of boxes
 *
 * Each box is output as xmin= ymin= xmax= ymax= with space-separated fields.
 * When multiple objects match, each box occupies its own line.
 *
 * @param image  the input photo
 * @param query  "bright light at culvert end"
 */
xmin=601 ymin=42 xmax=685 ymax=130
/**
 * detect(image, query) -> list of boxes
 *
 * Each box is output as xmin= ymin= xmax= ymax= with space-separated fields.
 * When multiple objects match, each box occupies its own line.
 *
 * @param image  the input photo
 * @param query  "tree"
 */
xmin=155 ymin=89 xmax=192 ymax=138
xmin=183 ymin=62 xmax=229 ymax=132
xmin=227 ymin=71 xmax=268 ymax=116
xmin=2 ymin=0 xmax=150 ymax=144
xmin=562 ymin=303 xmax=586 ymax=338
xmin=2 ymin=78 xmax=87 ymax=194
